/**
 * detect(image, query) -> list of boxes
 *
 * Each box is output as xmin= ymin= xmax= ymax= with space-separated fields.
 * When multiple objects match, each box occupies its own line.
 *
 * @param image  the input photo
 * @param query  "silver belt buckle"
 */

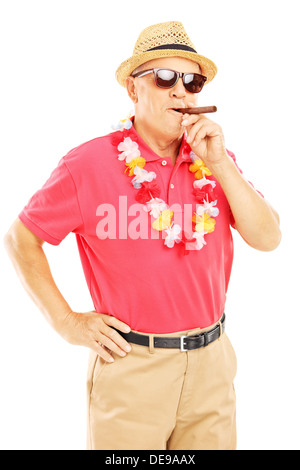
xmin=180 ymin=335 xmax=188 ymax=352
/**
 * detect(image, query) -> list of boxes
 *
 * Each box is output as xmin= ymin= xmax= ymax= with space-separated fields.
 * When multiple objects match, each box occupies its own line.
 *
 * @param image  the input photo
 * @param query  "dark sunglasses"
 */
xmin=131 ymin=68 xmax=207 ymax=93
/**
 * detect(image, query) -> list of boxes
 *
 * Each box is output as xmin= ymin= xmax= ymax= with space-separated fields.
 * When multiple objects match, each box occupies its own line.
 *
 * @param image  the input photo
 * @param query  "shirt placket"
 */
xmin=167 ymin=158 xmax=183 ymax=207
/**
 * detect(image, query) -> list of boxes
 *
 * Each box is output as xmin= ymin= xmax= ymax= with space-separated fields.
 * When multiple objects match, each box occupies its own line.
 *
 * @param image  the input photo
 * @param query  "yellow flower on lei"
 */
xmin=192 ymin=212 xmax=216 ymax=233
xmin=125 ymin=157 xmax=146 ymax=176
xmin=189 ymin=159 xmax=212 ymax=179
xmin=152 ymin=209 xmax=174 ymax=231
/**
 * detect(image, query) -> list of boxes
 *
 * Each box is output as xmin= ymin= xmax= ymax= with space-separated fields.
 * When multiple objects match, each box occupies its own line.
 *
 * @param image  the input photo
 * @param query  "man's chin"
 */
xmin=164 ymin=113 xmax=185 ymax=138
xmin=135 ymin=114 xmax=184 ymax=142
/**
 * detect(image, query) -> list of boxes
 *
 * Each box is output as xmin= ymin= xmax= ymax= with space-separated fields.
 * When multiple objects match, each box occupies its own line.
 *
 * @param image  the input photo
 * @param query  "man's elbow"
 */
xmin=260 ymin=210 xmax=282 ymax=251
xmin=246 ymin=225 xmax=282 ymax=252
xmin=259 ymin=227 xmax=282 ymax=251
xmin=3 ymin=226 xmax=15 ymax=255
xmin=262 ymin=206 xmax=282 ymax=251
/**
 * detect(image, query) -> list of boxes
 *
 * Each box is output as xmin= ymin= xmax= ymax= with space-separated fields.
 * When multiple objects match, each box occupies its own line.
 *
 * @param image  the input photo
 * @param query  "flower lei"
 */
xmin=113 ymin=117 xmax=219 ymax=251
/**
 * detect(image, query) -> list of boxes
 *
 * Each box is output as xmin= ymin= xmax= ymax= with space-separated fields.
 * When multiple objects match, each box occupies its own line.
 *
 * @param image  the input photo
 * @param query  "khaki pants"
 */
xmin=86 ymin=320 xmax=237 ymax=450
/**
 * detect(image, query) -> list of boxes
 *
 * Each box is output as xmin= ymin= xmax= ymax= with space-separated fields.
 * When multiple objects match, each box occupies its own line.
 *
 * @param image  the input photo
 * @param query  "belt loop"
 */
xmin=218 ymin=319 xmax=223 ymax=341
xmin=149 ymin=334 xmax=155 ymax=354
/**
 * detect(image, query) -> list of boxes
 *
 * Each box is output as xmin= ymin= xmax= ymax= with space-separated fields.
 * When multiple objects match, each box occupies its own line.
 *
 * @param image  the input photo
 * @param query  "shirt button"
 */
xmin=170 ymin=183 xmax=175 ymax=189
xmin=161 ymin=160 xmax=167 ymax=166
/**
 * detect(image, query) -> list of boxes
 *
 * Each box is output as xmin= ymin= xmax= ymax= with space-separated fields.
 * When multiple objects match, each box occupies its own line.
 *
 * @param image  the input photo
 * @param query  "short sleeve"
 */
xmin=19 ymin=159 xmax=83 ymax=245
xmin=226 ymin=149 xmax=264 ymax=228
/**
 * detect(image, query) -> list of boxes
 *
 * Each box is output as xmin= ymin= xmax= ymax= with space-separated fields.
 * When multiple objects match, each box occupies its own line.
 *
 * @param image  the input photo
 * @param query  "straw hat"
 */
xmin=116 ymin=21 xmax=217 ymax=87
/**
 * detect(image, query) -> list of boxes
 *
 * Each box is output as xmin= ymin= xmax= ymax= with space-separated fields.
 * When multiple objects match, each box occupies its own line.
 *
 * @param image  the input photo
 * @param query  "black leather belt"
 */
xmin=119 ymin=314 xmax=225 ymax=352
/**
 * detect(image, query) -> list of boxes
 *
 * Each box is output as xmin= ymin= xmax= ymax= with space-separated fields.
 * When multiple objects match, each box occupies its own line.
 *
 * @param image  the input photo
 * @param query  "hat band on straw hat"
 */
xmin=147 ymin=44 xmax=197 ymax=53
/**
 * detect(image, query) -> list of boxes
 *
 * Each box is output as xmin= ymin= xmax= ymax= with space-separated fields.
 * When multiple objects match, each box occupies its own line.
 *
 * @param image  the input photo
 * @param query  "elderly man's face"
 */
xmin=127 ymin=57 xmax=200 ymax=141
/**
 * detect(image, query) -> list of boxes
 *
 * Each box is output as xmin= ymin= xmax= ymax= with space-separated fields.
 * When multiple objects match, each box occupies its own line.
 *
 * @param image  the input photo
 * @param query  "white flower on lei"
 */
xmin=117 ymin=137 xmax=141 ymax=163
xmin=144 ymin=198 xmax=168 ymax=219
xmin=112 ymin=119 xmax=133 ymax=131
xmin=131 ymin=167 xmax=157 ymax=188
xmin=164 ymin=224 xmax=182 ymax=248
xmin=112 ymin=112 xmax=134 ymax=131
xmin=196 ymin=198 xmax=219 ymax=217
xmin=192 ymin=232 xmax=207 ymax=250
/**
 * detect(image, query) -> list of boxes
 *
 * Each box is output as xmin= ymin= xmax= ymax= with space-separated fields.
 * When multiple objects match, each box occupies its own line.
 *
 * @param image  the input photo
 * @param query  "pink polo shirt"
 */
xmin=19 ymin=122 xmax=257 ymax=333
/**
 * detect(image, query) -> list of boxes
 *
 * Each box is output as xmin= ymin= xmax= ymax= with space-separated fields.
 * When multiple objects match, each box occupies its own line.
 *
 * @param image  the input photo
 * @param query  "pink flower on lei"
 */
xmin=118 ymin=137 xmax=141 ymax=163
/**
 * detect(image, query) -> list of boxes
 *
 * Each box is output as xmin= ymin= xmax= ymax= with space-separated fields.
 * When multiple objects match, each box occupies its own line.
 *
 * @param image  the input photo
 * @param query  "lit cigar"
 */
xmin=177 ymin=106 xmax=217 ymax=114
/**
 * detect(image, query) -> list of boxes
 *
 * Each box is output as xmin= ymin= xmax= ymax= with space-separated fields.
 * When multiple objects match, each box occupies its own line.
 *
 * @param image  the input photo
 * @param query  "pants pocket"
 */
xmin=86 ymin=350 xmax=108 ymax=398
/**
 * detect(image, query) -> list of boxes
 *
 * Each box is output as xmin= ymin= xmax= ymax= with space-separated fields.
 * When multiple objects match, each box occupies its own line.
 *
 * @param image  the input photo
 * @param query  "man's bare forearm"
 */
xmin=4 ymin=219 xmax=131 ymax=362
xmin=4 ymin=223 xmax=72 ymax=333
xmin=210 ymin=156 xmax=281 ymax=251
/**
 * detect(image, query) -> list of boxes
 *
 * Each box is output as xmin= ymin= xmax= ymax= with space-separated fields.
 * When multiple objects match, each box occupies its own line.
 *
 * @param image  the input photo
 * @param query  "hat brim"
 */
xmin=116 ymin=49 xmax=217 ymax=87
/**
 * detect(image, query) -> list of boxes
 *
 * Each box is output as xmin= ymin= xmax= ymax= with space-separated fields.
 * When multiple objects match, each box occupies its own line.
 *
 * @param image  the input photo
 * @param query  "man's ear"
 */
xmin=125 ymin=76 xmax=138 ymax=104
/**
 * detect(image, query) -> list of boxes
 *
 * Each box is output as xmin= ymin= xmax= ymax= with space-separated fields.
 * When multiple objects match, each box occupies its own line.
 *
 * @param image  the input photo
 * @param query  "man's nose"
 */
xmin=170 ymin=78 xmax=187 ymax=99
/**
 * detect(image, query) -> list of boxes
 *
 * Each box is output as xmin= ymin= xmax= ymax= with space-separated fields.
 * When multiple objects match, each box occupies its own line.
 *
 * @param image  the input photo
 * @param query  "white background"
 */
xmin=1 ymin=0 xmax=299 ymax=450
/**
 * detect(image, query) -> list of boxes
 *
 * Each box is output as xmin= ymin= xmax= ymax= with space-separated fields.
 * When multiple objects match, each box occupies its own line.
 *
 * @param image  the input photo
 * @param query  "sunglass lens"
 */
xmin=155 ymin=69 xmax=178 ymax=88
xmin=184 ymin=74 xmax=207 ymax=93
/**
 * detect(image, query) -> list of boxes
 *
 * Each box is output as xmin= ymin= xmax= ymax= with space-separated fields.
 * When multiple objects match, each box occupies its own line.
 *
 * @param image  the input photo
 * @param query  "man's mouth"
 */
xmin=169 ymin=108 xmax=184 ymax=114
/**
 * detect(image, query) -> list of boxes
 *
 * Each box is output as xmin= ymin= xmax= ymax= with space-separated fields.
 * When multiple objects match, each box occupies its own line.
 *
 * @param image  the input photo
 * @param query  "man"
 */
xmin=4 ymin=21 xmax=281 ymax=450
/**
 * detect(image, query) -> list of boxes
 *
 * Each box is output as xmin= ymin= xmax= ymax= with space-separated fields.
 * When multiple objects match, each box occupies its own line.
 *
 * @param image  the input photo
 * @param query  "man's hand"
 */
xmin=59 ymin=311 xmax=132 ymax=363
xmin=181 ymin=111 xmax=281 ymax=251
xmin=181 ymin=112 xmax=228 ymax=169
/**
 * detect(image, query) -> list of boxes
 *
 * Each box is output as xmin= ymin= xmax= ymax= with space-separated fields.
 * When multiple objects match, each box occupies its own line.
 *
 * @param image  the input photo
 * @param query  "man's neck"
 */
xmin=133 ymin=119 xmax=183 ymax=166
